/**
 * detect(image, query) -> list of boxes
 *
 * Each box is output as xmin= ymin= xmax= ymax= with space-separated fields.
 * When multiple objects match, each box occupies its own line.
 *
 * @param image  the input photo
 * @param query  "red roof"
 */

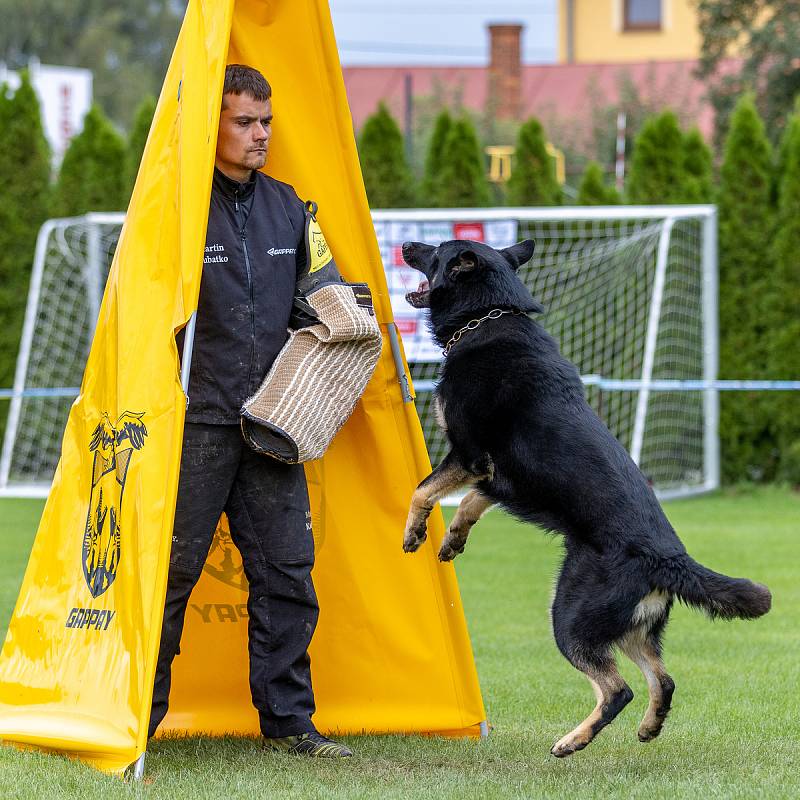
xmin=342 ymin=59 xmax=735 ymax=142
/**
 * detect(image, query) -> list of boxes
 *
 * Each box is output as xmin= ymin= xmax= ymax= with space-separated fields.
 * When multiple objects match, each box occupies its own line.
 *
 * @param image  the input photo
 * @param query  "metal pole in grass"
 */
xmin=132 ymin=752 xmax=145 ymax=780
xmin=131 ymin=311 xmax=198 ymax=781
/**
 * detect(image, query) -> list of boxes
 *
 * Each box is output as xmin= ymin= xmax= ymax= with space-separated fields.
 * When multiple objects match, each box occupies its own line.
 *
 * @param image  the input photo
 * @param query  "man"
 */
xmin=149 ymin=64 xmax=352 ymax=759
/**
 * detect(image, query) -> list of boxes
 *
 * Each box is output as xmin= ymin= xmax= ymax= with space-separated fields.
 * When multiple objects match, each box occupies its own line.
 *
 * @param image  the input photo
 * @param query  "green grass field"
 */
xmin=0 ymin=486 xmax=798 ymax=799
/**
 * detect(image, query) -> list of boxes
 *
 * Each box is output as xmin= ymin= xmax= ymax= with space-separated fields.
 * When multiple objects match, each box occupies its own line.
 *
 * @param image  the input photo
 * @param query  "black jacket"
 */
xmin=179 ymin=167 xmax=307 ymax=423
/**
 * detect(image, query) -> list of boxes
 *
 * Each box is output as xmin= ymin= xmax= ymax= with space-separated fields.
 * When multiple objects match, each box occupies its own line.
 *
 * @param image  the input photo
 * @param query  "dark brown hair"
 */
xmin=222 ymin=64 xmax=272 ymax=106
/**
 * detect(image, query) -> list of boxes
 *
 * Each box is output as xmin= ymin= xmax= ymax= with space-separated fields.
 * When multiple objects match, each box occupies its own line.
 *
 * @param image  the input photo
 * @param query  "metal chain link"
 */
xmin=442 ymin=308 xmax=518 ymax=357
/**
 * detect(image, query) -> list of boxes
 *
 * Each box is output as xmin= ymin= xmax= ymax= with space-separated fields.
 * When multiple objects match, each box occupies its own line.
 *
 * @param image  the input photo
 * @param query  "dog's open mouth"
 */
xmin=405 ymin=279 xmax=430 ymax=308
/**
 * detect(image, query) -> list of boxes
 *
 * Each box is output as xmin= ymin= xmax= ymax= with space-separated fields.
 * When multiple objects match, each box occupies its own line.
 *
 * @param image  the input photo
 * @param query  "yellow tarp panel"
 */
xmin=0 ymin=0 xmax=485 ymax=775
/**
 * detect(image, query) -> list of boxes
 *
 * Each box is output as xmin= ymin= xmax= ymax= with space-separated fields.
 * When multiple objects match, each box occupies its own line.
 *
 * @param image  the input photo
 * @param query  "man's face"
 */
xmin=215 ymin=92 xmax=273 ymax=181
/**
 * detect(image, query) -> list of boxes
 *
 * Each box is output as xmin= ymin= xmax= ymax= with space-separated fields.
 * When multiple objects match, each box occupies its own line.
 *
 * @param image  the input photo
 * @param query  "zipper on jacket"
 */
xmin=235 ymin=188 xmax=256 ymax=394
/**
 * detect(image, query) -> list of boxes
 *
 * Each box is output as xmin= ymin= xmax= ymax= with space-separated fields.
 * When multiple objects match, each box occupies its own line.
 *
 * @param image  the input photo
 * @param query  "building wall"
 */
xmin=558 ymin=0 xmax=702 ymax=64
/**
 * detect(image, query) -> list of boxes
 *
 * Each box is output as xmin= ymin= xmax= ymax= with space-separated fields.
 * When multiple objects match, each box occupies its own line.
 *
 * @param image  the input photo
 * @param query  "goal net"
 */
xmin=374 ymin=206 xmax=718 ymax=500
xmin=0 ymin=214 xmax=124 ymax=496
xmin=1 ymin=207 xmax=718 ymax=500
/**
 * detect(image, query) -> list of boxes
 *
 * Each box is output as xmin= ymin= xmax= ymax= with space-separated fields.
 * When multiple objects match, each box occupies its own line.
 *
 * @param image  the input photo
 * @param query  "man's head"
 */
xmin=216 ymin=64 xmax=273 ymax=182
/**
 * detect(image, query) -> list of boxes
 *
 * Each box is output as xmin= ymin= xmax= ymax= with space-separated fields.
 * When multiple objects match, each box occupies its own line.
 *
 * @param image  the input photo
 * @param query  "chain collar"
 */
xmin=442 ymin=308 xmax=519 ymax=356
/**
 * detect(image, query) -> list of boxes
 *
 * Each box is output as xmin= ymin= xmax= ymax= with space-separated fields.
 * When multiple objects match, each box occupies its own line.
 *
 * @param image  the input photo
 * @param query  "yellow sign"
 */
xmin=485 ymin=145 xmax=514 ymax=183
xmin=0 ymin=0 xmax=485 ymax=776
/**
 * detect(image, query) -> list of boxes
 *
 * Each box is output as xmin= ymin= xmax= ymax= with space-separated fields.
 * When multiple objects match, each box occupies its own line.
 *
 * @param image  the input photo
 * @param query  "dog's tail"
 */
xmin=653 ymin=554 xmax=771 ymax=620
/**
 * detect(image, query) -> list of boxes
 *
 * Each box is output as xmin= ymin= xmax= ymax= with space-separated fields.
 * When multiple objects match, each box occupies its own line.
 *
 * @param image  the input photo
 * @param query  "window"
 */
xmin=624 ymin=0 xmax=662 ymax=31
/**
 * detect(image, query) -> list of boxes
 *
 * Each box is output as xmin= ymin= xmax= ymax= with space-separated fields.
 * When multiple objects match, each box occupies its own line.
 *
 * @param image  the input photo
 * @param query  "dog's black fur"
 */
xmin=401 ymin=238 xmax=771 ymax=757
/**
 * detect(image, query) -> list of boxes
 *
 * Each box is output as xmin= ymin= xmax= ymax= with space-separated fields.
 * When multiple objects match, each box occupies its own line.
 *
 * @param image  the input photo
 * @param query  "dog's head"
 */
xmin=402 ymin=239 xmax=542 ymax=314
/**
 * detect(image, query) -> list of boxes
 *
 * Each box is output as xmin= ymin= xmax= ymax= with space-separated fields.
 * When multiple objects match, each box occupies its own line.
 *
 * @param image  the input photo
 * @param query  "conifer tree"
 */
xmin=769 ymin=109 xmax=800 ymax=482
xmin=771 ymin=96 xmax=800 ymax=204
xmin=357 ymin=103 xmax=416 ymax=208
xmin=0 ymin=72 xmax=51 ymax=438
xmin=626 ymin=111 xmax=686 ymax=203
xmin=717 ymin=94 xmax=777 ymax=481
xmin=126 ymin=95 xmax=157 ymax=196
xmin=55 ymin=104 xmax=127 ymax=216
xmin=577 ymin=161 xmax=621 ymax=205
xmin=433 ymin=117 xmax=491 ymax=207
xmin=682 ymin=128 xmax=714 ymax=203
xmin=506 ymin=117 xmax=561 ymax=206
xmin=421 ymin=109 xmax=452 ymax=205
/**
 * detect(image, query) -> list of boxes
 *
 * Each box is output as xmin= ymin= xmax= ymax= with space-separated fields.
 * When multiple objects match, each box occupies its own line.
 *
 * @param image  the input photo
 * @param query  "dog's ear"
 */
xmin=448 ymin=249 xmax=481 ymax=278
xmin=500 ymin=239 xmax=536 ymax=271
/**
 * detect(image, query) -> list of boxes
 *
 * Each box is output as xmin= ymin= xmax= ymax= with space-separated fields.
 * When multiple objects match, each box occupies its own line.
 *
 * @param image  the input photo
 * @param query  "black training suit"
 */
xmin=150 ymin=168 xmax=319 ymax=739
xmin=178 ymin=167 xmax=308 ymax=424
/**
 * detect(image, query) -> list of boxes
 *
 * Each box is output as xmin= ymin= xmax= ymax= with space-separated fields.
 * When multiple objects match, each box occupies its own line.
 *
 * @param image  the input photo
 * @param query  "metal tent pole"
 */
xmin=181 ymin=312 xmax=198 ymax=399
xmin=131 ymin=312 xmax=197 ymax=779
xmin=132 ymin=753 xmax=146 ymax=781
xmin=387 ymin=322 xmax=413 ymax=403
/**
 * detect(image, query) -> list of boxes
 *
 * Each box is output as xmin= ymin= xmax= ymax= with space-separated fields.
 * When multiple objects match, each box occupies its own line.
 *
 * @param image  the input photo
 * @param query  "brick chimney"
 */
xmin=488 ymin=23 xmax=523 ymax=120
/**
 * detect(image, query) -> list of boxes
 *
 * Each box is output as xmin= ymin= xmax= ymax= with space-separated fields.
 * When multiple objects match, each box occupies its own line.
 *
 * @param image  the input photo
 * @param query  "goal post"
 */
xmin=0 ymin=213 xmax=126 ymax=497
xmin=1 ymin=206 xmax=719 ymax=500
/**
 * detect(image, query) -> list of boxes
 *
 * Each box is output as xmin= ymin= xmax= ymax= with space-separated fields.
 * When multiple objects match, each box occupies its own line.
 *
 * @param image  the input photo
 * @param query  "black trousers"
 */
xmin=149 ymin=423 xmax=319 ymax=739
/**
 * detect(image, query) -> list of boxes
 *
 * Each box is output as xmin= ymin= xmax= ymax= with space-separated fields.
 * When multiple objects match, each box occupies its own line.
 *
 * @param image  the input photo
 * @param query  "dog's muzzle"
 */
xmin=405 ymin=279 xmax=430 ymax=308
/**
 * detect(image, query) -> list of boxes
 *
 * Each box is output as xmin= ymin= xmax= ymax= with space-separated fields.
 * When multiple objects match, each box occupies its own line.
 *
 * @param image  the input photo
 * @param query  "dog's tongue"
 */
xmin=417 ymin=279 xmax=429 ymax=293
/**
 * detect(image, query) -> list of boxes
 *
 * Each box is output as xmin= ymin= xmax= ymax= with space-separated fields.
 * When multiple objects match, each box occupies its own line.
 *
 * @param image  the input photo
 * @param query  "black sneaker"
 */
xmin=263 ymin=731 xmax=353 ymax=758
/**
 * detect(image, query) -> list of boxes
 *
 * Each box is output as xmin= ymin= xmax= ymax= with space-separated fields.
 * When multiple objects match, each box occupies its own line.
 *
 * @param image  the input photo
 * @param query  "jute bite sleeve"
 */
xmin=240 ymin=202 xmax=382 ymax=462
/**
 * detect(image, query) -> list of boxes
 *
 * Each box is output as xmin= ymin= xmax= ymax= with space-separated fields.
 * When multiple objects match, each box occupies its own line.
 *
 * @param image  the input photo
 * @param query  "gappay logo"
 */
xmin=306 ymin=218 xmax=333 ymax=275
xmin=68 ymin=412 xmax=148 ymax=631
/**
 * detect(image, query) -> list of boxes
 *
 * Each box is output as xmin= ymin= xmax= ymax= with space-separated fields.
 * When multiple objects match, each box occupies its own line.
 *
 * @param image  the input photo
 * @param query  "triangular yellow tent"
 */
xmin=0 ymin=0 xmax=485 ymax=775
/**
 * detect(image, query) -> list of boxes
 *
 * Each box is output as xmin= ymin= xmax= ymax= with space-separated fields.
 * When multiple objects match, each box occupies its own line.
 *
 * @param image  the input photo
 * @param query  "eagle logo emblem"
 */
xmin=204 ymin=519 xmax=248 ymax=591
xmin=82 ymin=412 xmax=148 ymax=597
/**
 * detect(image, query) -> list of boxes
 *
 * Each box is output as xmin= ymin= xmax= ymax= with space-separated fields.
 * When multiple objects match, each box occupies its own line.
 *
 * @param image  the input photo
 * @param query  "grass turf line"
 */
xmin=0 ymin=486 xmax=798 ymax=799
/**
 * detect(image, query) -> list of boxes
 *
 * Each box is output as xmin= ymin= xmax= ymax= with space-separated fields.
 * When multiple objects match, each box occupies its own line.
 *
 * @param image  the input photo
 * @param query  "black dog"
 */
xmin=401 ymin=238 xmax=771 ymax=758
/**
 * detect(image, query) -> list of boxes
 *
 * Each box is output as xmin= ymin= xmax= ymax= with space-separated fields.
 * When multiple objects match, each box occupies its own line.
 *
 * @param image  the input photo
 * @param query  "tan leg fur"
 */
xmin=438 ymin=489 xmax=493 ymax=562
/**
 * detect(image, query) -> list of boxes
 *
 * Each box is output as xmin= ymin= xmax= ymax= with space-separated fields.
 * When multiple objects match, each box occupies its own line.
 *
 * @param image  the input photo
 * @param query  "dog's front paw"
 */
xmin=402 ymin=522 xmax=428 ymax=553
xmin=550 ymin=734 xmax=588 ymax=759
xmin=438 ymin=537 xmax=466 ymax=562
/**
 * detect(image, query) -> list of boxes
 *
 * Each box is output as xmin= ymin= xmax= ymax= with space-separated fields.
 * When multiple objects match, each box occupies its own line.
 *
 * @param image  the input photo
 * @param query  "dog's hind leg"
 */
xmin=549 ymin=561 xmax=638 ymax=757
xmin=438 ymin=489 xmax=493 ymax=562
xmin=403 ymin=451 xmax=488 ymax=553
xmin=618 ymin=596 xmax=675 ymax=743
xmin=549 ymin=653 xmax=634 ymax=758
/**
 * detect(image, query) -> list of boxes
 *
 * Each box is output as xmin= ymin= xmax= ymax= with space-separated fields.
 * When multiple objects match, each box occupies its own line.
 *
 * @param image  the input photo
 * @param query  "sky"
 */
xmin=328 ymin=0 xmax=558 ymax=66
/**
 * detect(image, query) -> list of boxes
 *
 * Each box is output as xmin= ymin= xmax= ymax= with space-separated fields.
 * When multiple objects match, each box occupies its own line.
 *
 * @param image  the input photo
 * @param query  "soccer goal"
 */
xmin=1 ymin=206 xmax=718 ymax=500
xmin=373 ymin=206 xmax=719 ymax=500
xmin=0 ymin=213 xmax=125 ymax=497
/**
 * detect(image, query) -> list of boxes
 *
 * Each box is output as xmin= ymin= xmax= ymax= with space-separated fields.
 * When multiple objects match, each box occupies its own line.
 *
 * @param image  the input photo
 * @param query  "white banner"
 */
xmin=376 ymin=218 xmax=519 ymax=361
